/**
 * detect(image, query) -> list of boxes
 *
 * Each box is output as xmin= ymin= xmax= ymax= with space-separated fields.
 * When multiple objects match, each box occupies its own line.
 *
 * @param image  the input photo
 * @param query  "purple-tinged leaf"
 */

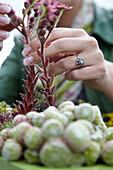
xmin=26 ymin=103 xmax=33 ymax=112
xmin=50 ymin=85 xmax=56 ymax=95
xmin=45 ymin=58 xmax=49 ymax=68
xmin=30 ymin=82 xmax=34 ymax=94
xmin=13 ymin=103 xmax=22 ymax=114
xmin=20 ymin=93 xmax=27 ymax=101
xmin=27 ymin=90 xmax=32 ymax=104
xmin=22 ymin=79 xmax=28 ymax=86
xmin=31 ymin=93 xmax=39 ymax=102
xmin=16 ymin=100 xmax=25 ymax=114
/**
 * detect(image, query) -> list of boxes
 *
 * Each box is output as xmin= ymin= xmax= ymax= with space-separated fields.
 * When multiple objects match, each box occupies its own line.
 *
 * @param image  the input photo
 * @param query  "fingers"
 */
xmin=65 ymin=62 xmax=105 ymax=82
xmin=49 ymin=49 xmax=104 ymax=76
xmin=0 ymin=4 xmax=11 ymax=14
xmin=0 ymin=30 xmax=10 ymax=41
xmin=0 ymin=4 xmax=13 ymax=32
xmin=22 ymin=36 xmax=89 ymax=65
xmin=47 ymin=28 xmax=88 ymax=42
xmin=22 ymin=28 xmax=88 ymax=57
xmin=21 ymin=28 xmax=98 ymax=68
xmin=0 ymin=15 xmax=10 ymax=26
xmin=22 ymin=38 xmax=40 ymax=56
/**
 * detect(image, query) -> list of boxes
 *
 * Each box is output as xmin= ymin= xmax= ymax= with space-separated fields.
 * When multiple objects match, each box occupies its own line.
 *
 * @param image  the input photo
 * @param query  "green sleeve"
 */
xmin=84 ymin=0 xmax=113 ymax=114
xmin=0 ymin=36 xmax=26 ymax=106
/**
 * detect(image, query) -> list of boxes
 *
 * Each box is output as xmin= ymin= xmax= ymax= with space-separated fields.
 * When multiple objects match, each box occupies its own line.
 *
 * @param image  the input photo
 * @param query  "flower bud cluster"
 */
xmin=8 ymin=7 xmax=23 ymax=27
xmin=33 ymin=0 xmax=71 ymax=41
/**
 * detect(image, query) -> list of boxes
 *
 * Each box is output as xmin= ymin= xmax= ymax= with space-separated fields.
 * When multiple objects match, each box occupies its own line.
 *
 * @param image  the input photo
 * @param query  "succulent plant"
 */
xmin=12 ymin=114 xmax=27 ymax=126
xmin=7 ymin=0 xmax=71 ymax=109
xmin=42 ymin=118 xmax=64 ymax=139
xmin=2 ymin=139 xmax=22 ymax=161
xmin=24 ymin=148 xmax=40 ymax=164
xmin=84 ymin=141 xmax=101 ymax=165
xmin=64 ymin=122 xmax=91 ymax=152
xmin=12 ymin=66 xmax=40 ymax=115
xmin=58 ymin=101 xmax=75 ymax=110
xmin=43 ymin=106 xmax=68 ymax=126
xmin=91 ymin=125 xmax=106 ymax=147
xmin=26 ymin=111 xmax=39 ymax=123
xmin=101 ymin=140 xmax=113 ymax=165
xmin=32 ymin=112 xmax=45 ymax=127
xmin=75 ymin=103 xmax=96 ymax=122
xmin=75 ymin=119 xmax=94 ymax=134
xmin=0 ymin=128 xmax=11 ymax=141
xmin=11 ymin=122 xmax=32 ymax=144
xmin=39 ymin=138 xmax=72 ymax=167
xmin=105 ymin=127 xmax=113 ymax=141
xmin=70 ymin=152 xmax=86 ymax=167
xmin=93 ymin=105 xmax=107 ymax=132
xmin=24 ymin=126 xmax=43 ymax=149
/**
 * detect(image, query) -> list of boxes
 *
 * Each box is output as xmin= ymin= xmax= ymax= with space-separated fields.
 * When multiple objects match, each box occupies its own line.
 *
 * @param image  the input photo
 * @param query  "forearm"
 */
xmin=98 ymin=60 xmax=113 ymax=101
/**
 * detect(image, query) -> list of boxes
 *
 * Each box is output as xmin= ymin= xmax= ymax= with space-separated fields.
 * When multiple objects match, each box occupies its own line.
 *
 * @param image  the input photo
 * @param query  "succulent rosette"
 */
xmin=105 ymin=127 xmax=113 ymax=141
xmin=42 ymin=118 xmax=64 ymax=139
xmin=75 ymin=103 xmax=96 ymax=122
xmin=32 ymin=112 xmax=46 ymax=127
xmin=93 ymin=105 xmax=107 ymax=132
xmin=43 ymin=106 xmax=68 ymax=126
xmin=91 ymin=125 xmax=106 ymax=147
xmin=58 ymin=101 xmax=75 ymax=110
xmin=84 ymin=141 xmax=101 ymax=165
xmin=0 ymin=128 xmax=11 ymax=141
xmin=75 ymin=119 xmax=94 ymax=134
xmin=2 ymin=139 xmax=22 ymax=161
xmin=70 ymin=152 xmax=86 ymax=167
xmin=24 ymin=149 xmax=40 ymax=164
xmin=24 ymin=126 xmax=43 ymax=149
xmin=64 ymin=122 xmax=91 ymax=152
xmin=26 ymin=111 xmax=39 ymax=123
xmin=11 ymin=122 xmax=32 ymax=144
xmin=39 ymin=138 xmax=72 ymax=167
xmin=12 ymin=114 xmax=27 ymax=126
xmin=101 ymin=140 xmax=113 ymax=165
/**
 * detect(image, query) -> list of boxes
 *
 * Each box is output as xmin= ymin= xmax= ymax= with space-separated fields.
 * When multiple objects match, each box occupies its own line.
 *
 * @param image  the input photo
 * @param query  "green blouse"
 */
xmin=84 ymin=1 xmax=113 ymax=113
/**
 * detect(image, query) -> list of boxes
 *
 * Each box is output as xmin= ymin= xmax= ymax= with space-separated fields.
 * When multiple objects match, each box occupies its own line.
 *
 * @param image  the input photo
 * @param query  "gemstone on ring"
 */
xmin=76 ymin=56 xmax=85 ymax=67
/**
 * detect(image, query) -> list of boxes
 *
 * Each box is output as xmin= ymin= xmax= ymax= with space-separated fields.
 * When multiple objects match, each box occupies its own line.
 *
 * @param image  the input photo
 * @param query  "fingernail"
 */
xmin=22 ymin=46 xmax=32 ymax=56
xmin=0 ymin=16 xmax=10 ymax=25
xmin=0 ymin=5 xmax=11 ymax=13
xmin=0 ymin=31 xmax=10 ymax=38
xmin=23 ymin=56 xmax=34 ymax=66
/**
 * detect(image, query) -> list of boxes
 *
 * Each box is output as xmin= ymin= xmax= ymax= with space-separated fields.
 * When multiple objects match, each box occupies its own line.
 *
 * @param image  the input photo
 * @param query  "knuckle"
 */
xmin=78 ymin=29 xmax=88 ymax=36
xmin=54 ymin=39 xmax=64 ymax=51
xmin=88 ymin=37 xmax=98 ymax=48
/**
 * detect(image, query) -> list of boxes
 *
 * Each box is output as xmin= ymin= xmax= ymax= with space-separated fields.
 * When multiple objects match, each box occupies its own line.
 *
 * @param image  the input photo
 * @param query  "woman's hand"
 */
xmin=22 ymin=28 xmax=113 ymax=100
xmin=0 ymin=3 xmax=13 ymax=51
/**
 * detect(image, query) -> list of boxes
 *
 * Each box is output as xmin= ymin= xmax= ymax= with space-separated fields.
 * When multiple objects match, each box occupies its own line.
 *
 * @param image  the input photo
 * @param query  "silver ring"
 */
xmin=76 ymin=56 xmax=85 ymax=67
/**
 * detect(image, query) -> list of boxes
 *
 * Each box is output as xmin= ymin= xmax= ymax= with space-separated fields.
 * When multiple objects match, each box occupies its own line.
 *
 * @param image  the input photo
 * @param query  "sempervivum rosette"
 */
xmin=39 ymin=138 xmax=72 ymax=167
xmin=64 ymin=122 xmax=91 ymax=152
xmin=2 ymin=139 xmax=22 ymax=161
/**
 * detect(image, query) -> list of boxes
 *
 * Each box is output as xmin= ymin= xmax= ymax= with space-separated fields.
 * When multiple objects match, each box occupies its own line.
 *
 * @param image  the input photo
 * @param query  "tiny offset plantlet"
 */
xmin=8 ymin=0 xmax=72 ymax=113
